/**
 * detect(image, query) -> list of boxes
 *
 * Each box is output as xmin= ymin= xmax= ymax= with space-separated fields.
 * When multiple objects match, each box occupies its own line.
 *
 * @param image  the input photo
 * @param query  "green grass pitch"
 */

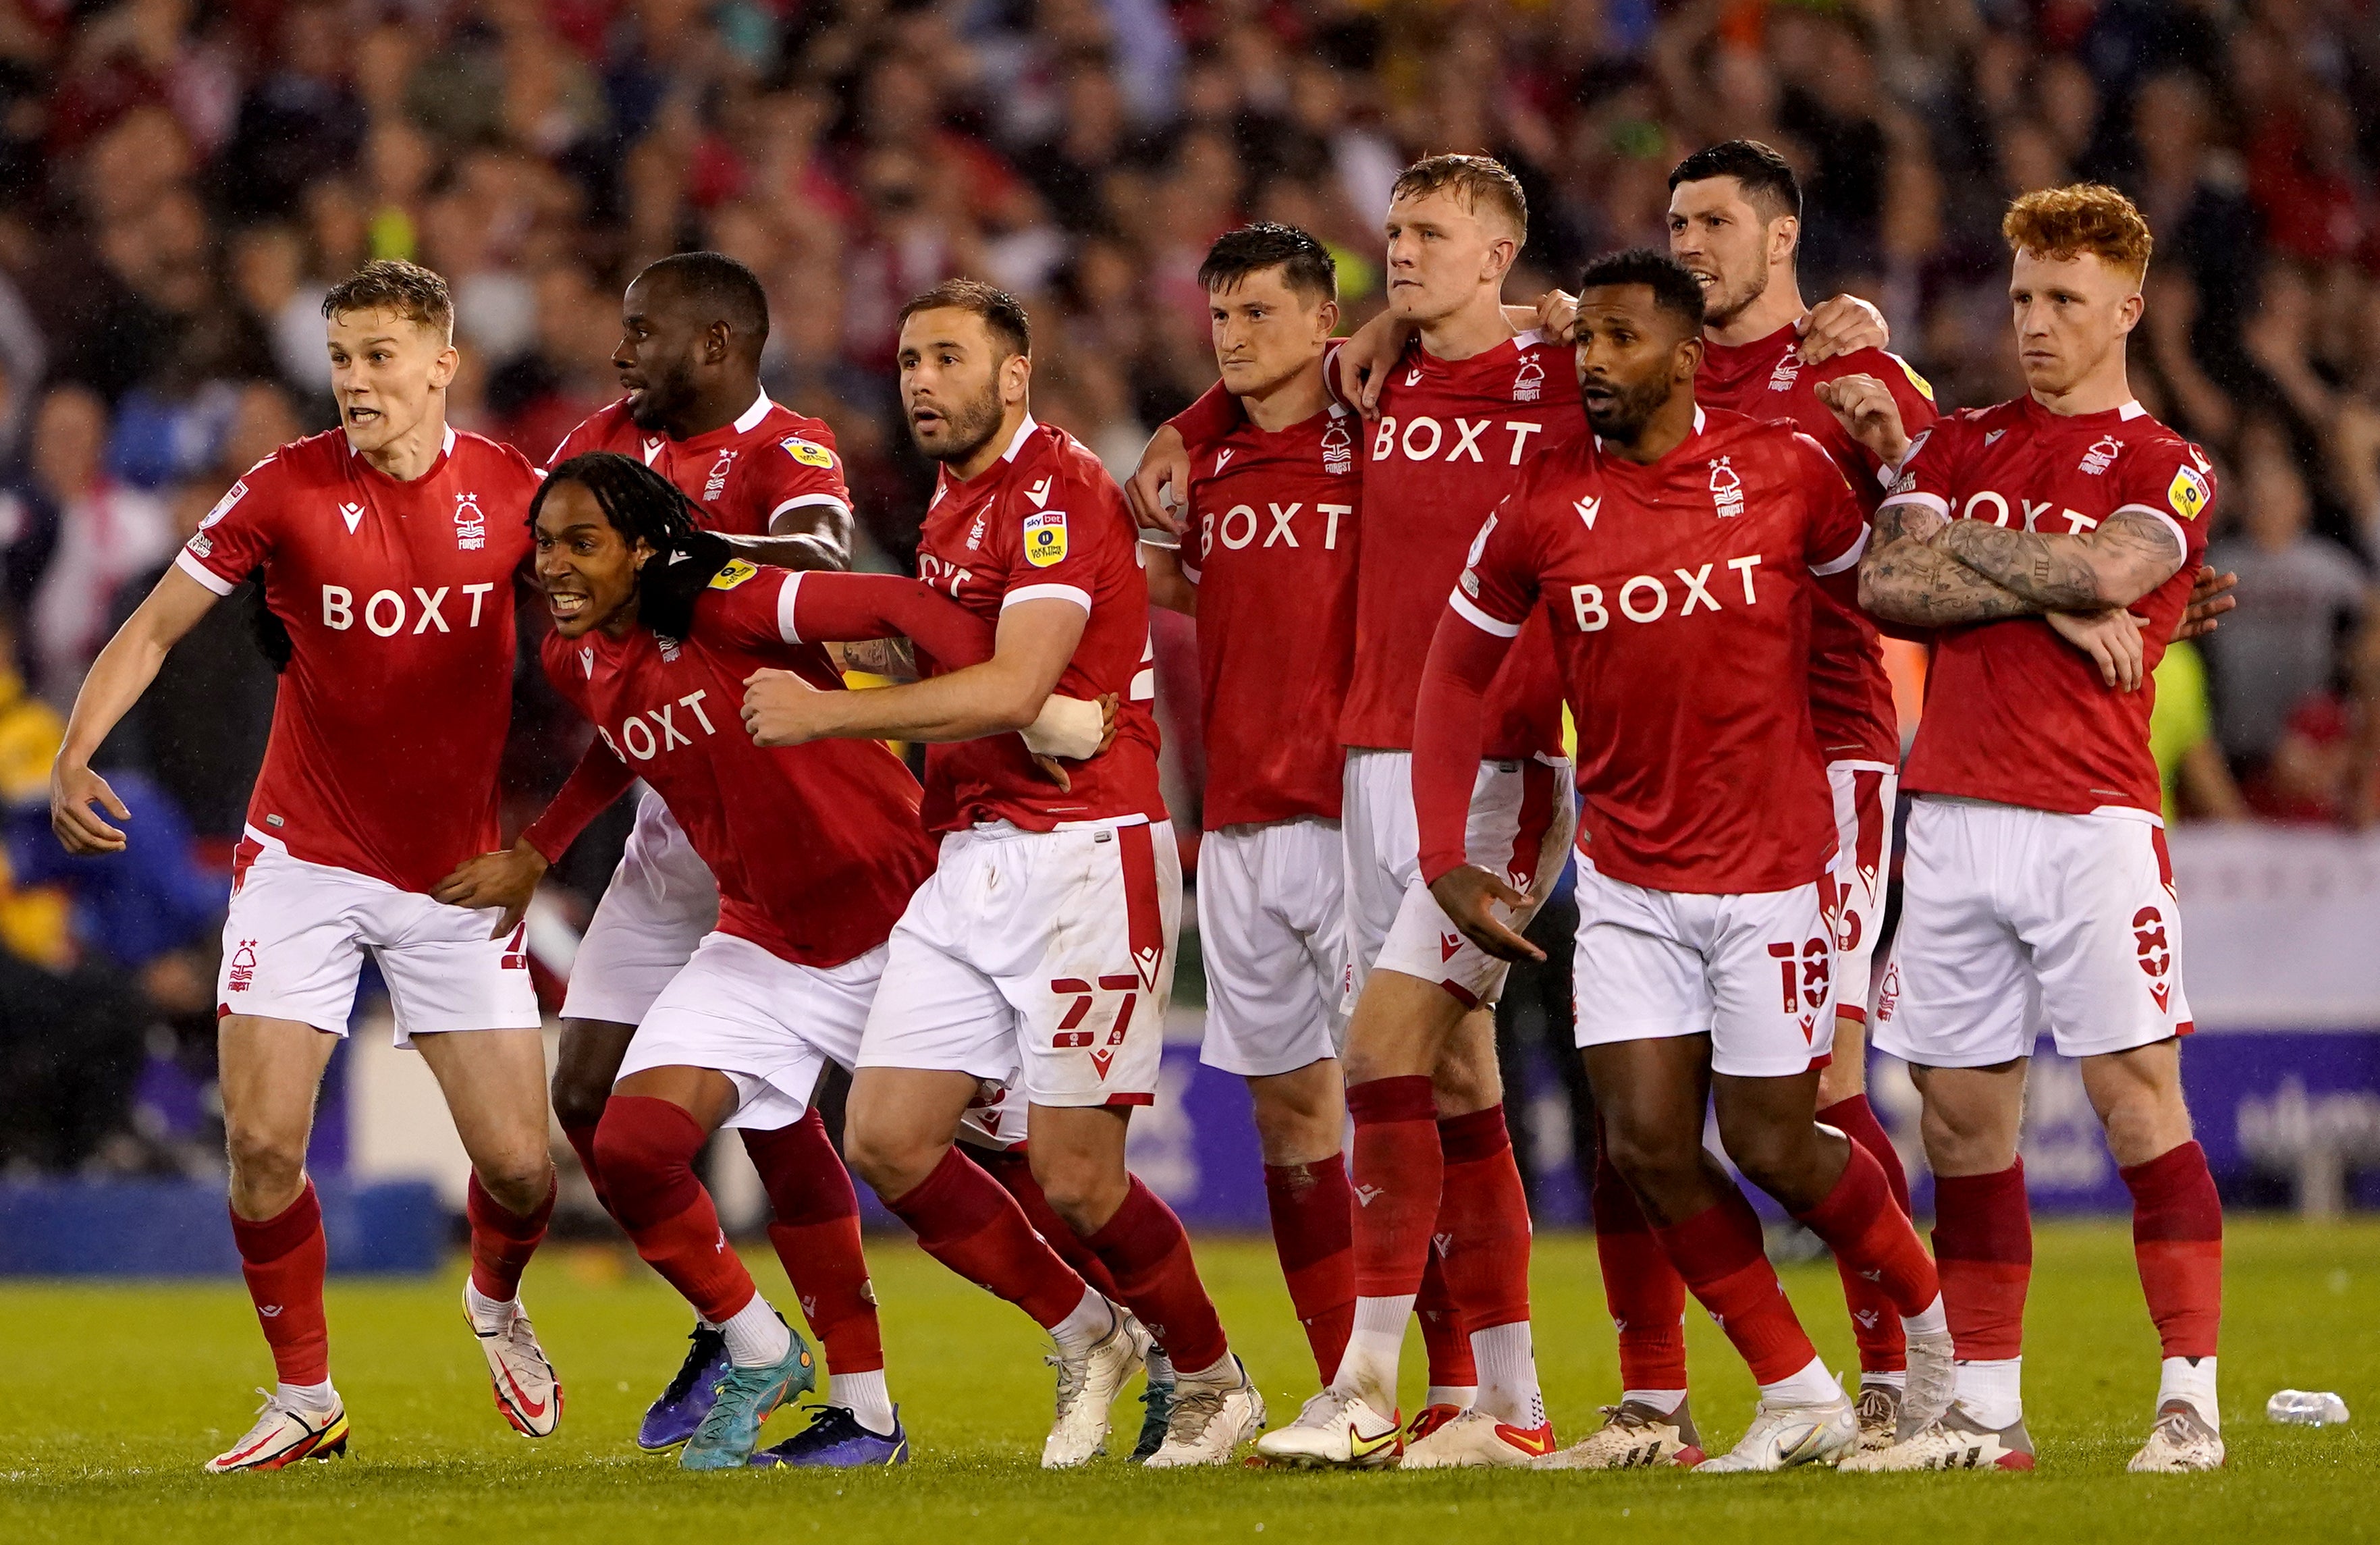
xmin=3 ymin=1220 xmax=2373 ymax=1544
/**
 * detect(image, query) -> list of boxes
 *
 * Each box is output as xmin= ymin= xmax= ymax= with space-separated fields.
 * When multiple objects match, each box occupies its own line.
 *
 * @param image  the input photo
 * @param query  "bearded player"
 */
xmin=742 ymin=280 xmax=1264 ymax=1467
xmin=1418 ymin=250 xmax=1953 ymax=1475
xmin=49 ymin=262 xmax=562 ymax=1471
xmin=1139 ymin=223 xmax=1363 ymax=1404
xmin=535 ymin=252 xmax=863 ymax=1448
xmin=1830 ymin=186 xmax=2225 ymax=1475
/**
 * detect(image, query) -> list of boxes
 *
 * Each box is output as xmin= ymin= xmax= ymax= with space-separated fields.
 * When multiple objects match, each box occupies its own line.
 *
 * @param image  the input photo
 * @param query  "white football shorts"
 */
xmin=1874 ymin=796 xmax=2194 ymax=1067
xmin=1197 ymin=816 xmax=1347 ymax=1077
xmin=1343 ymin=748 xmax=1576 ymax=1011
xmin=560 ymin=786 xmax=720 ymax=1026
xmin=859 ymin=817 xmax=1181 ymax=1110
xmin=619 ymin=930 xmax=1013 ymax=1141
xmin=1826 ymin=760 xmax=1899 ymax=1025
xmin=1569 ymin=855 xmax=1839 ymax=1078
xmin=218 ymin=828 xmax=539 ymax=1046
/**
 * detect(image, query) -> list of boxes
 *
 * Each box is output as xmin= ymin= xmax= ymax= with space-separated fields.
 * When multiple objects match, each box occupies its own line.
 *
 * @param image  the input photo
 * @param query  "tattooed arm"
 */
xmin=1858 ymin=501 xmax=2042 ymax=626
xmin=830 ymin=636 xmax=918 ymax=680
xmin=1930 ymin=507 xmax=2185 ymax=612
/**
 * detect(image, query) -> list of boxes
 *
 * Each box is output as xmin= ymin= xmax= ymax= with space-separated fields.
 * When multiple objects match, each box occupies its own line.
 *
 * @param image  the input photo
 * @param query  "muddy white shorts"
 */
xmin=1197 ymin=817 xmax=1347 ymax=1077
xmin=1826 ymin=761 xmax=1899 ymax=1025
xmin=560 ymin=786 xmax=720 ymax=1026
xmin=218 ymin=830 xmax=539 ymax=1046
xmin=859 ymin=817 xmax=1181 ymax=1109
xmin=618 ymin=930 xmax=1015 ymax=1140
xmin=1569 ymin=855 xmax=1838 ymax=1078
xmin=1343 ymin=748 xmax=1575 ymax=1011
xmin=1874 ymin=796 xmax=2194 ymax=1068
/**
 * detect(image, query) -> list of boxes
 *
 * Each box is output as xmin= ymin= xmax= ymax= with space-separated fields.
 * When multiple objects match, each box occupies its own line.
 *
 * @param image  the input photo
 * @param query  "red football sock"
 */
xmin=1347 ymin=1075 xmax=1440 ymax=1300
xmin=1932 ymin=1160 xmax=2031 ymax=1361
xmin=560 ymin=1118 xmax=614 ymax=1218
xmin=466 ymin=1169 xmax=555 ymax=1304
xmin=880 ymin=1147 xmax=1090 ymax=1330
xmin=1794 ymin=1139 xmax=1939 ymax=1323
xmin=1436 ymin=1106 xmax=1532 ymax=1332
xmin=231 ymin=1181 xmax=331 ymax=1387
xmin=743 ymin=1113 xmax=884 ymax=1376
xmin=1081 ymin=1176 xmax=1230 ymax=1372
xmin=1816 ymin=1095 xmax=1912 ymax=1374
xmin=1654 ymin=1185 xmax=1818 ymax=1386
xmin=1264 ymin=1157 xmax=1355 ymax=1382
xmin=2120 ymin=1141 xmax=2223 ymax=1360
xmin=594 ymin=1095 xmax=758 ymax=1325
xmin=1417 ymin=1251 xmax=1476 ymax=1389
xmin=975 ymin=1142 xmax=1122 ymax=1299
xmin=1592 ymin=1146 xmax=1688 ymax=1390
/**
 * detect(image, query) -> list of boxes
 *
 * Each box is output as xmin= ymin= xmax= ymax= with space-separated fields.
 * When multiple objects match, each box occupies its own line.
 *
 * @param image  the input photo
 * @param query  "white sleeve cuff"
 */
xmin=776 ymin=569 xmax=805 ymax=643
xmin=1809 ymin=524 xmax=1870 ymax=578
xmin=2111 ymin=502 xmax=2189 ymax=567
xmin=769 ymin=493 xmax=851 ymax=527
xmin=1449 ymin=588 xmax=1523 ymax=638
xmin=175 ymin=549 xmax=238 ymax=597
xmin=1879 ymin=490 xmax=1950 ymax=518
xmin=1002 ymin=583 xmax=1093 ymax=613
xmin=1177 ymin=560 xmax=1201 ymax=584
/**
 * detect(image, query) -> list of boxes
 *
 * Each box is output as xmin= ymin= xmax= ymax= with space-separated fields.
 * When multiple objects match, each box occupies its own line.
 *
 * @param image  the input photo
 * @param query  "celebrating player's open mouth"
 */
xmin=535 ymin=481 xmax=643 ymax=640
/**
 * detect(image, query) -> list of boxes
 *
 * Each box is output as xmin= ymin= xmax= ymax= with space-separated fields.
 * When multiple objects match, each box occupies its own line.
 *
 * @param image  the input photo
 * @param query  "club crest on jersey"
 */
xmin=1766 ymin=354 xmax=1802 ymax=392
xmin=1022 ymin=511 xmax=1068 ymax=567
xmin=227 ymin=940 xmax=258 ymax=992
xmin=1322 ymin=419 xmax=1354 ymax=475
xmin=967 ymin=510 xmax=988 ymax=549
xmin=454 ymin=491 xmax=486 ymax=549
xmin=2168 ymin=464 xmax=2211 ymax=521
xmin=1513 ymin=357 xmax=1544 ymax=402
xmin=709 ymin=558 xmax=760 ymax=589
xmin=781 ymin=436 xmax=836 ymax=469
xmin=1708 ymin=456 xmax=1745 ymax=518
xmin=703 ymin=450 xmax=737 ymax=502
xmin=2079 ymin=435 xmax=2121 ymax=475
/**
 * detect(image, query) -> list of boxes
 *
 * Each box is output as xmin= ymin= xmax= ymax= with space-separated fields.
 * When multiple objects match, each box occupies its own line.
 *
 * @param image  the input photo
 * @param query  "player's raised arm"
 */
xmin=50 ymin=564 xmax=223 ymax=853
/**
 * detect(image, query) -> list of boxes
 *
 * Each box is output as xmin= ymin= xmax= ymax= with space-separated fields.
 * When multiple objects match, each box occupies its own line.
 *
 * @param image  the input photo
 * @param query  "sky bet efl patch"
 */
xmin=782 ymin=436 xmax=836 ymax=469
xmin=1022 ymin=511 xmax=1068 ymax=566
xmin=709 ymin=558 xmax=760 ymax=589
xmin=2167 ymin=464 xmax=2211 ymax=521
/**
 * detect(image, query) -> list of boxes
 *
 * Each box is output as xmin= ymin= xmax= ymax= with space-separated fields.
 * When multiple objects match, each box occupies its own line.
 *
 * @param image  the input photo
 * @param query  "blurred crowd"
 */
xmin=1 ymin=0 xmax=2379 ymax=1174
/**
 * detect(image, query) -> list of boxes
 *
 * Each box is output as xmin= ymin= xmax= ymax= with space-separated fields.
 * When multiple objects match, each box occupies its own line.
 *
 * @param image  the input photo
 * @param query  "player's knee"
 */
xmin=1716 ymin=1118 xmax=1812 ymax=1197
xmin=841 ymin=1122 xmax=929 ymax=1201
xmin=1918 ymin=1096 xmax=2013 ymax=1174
xmin=549 ymin=1066 xmax=612 ymax=1132
xmin=2097 ymin=1082 xmax=2194 ymax=1168
xmin=1029 ymin=1157 xmax=1125 ymax=1235
xmin=474 ymin=1150 xmax=553 ymax=1215
xmin=1598 ymin=1120 xmax=1698 ymax=1195
xmin=224 ymin=1120 xmax=306 ymax=1201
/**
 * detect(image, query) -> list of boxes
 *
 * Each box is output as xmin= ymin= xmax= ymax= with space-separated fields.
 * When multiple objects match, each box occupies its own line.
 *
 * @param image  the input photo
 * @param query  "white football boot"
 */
xmin=1693 ymin=1390 xmax=1859 ymax=1473
xmin=468 ymin=1285 xmax=562 ymax=1438
xmin=1840 ymin=1405 xmax=2036 ymax=1471
xmin=205 ymin=1389 xmax=350 ymax=1473
xmin=1041 ymin=1304 xmax=1150 ymax=1469
xmin=2128 ymin=1401 xmax=2225 ymax=1473
xmin=1400 ymin=1407 xmax=1558 ymax=1468
xmin=1535 ymin=1398 xmax=1706 ymax=1469
xmin=1142 ymin=1355 xmax=1266 ymax=1467
xmin=1253 ymin=1387 xmax=1403 ymax=1468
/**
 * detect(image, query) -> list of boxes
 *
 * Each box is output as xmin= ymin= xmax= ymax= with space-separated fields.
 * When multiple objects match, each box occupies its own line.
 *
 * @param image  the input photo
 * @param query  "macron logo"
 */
xmin=1214 ymin=449 xmax=1233 ymax=473
xmin=1025 ymin=476 xmax=1053 ymax=509
xmin=1353 ymin=1184 xmax=1385 ymax=1208
xmin=339 ymin=502 xmax=366 ymax=533
xmin=1984 ymin=429 xmax=2005 ymax=447
xmin=643 ymin=438 xmax=666 ymax=466
xmin=1574 ymin=495 xmax=1600 ymax=531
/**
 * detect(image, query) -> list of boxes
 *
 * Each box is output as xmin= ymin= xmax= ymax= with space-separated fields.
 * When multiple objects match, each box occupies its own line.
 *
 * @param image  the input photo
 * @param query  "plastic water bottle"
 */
xmin=2265 ymin=1390 xmax=2350 ymax=1426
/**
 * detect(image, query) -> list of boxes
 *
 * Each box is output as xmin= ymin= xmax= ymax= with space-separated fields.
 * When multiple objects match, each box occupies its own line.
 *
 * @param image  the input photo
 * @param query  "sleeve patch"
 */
xmin=782 ymin=436 xmax=837 ymax=469
xmin=2167 ymin=465 xmax=2211 ymax=522
xmin=199 ymin=480 xmax=247 ymax=530
xmin=1894 ymin=355 xmax=1937 ymax=403
xmin=709 ymin=558 xmax=761 ymax=589
xmin=1021 ymin=510 xmax=1069 ymax=567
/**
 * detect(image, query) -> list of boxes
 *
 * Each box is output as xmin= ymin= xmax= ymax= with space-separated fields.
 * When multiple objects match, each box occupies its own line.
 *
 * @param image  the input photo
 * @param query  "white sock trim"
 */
xmin=464 ymin=1280 xmax=515 ymax=1332
xmin=277 ymin=1379 xmax=337 ymax=1412
xmin=1758 ymin=1355 xmax=1840 ymax=1409
xmin=1051 ymin=1287 xmax=1114 ymax=1360
xmin=1903 ymin=1293 xmax=1949 ymax=1339
xmin=2159 ymin=1355 xmax=2219 ymax=1431
xmin=719 ymin=1296 xmax=792 ymax=1367
xmin=829 ymin=1368 xmax=896 ymax=1435
xmin=1622 ymin=1388 xmax=1689 ymax=1415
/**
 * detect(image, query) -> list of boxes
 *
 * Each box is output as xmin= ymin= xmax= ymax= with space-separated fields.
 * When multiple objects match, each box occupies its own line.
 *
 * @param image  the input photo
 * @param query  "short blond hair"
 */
xmin=323 ymin=259 xmax=456 ymax=340
xmin=1391 ymin=153 xmax=1527 ymax=242
xmin=2002 ymin=184 xmax=2153 ymax=283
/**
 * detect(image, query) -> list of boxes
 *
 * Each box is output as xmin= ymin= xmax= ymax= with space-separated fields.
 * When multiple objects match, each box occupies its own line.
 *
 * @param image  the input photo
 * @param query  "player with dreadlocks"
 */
xmin=438 ymin=452 xmax=1120 ymax=1469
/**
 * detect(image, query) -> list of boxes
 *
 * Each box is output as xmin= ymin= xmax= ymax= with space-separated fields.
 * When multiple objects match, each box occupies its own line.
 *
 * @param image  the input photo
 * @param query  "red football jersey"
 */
xmin=539 ymin=562 xmax=936 ymax=967
xmin=1885 ymin=396 xmax=2216 ymax=817
xmin=1170 ymin=331 xmax=1573 ymax=760
xmin=173 ymin=427 xmax=538 ymax=893
xmin=549 ymin=394 xmax=852 ymax=537
xmin=912 ymin=416 xmax=1165 ymax=832
xmin=1698 ymin=328 xmax=1941 ymax=764
xmin=1451 ymin=408 xmax=1869 ymax=894
xmin=1178 ymin=402 xmax=1361 ymax=828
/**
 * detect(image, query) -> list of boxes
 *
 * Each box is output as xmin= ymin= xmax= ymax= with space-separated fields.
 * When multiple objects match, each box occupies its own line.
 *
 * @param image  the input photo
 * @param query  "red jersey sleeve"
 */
xmin=780 ymin=570 xmax=996 ymax=672
xmin=750 ymin=423 xmax=855 ymax=528
xmin=1796 ymin=434 xmax=1871 ymax=578
xmin=994 ymin=462 xmax=1116 ymax=613
xmin=1448 ymin=497 xmax=1543 ymax=639
xmin=1881 ymin=414 xmax=1966 ymax=518
xmin=1167 ymin=379 xmax=1243 ymax=450
xmin=173 ymin=458 xmax=279 ymax=595
xmin=523 ymin=636 xmax=636 ymax=861
xmin=2113 ymin=437 xmax=2217 ymax=573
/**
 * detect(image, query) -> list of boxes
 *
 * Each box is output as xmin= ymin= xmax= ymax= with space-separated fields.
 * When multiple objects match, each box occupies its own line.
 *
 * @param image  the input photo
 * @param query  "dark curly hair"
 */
xmin=530 ymin=452 xmax=732 ymax=642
